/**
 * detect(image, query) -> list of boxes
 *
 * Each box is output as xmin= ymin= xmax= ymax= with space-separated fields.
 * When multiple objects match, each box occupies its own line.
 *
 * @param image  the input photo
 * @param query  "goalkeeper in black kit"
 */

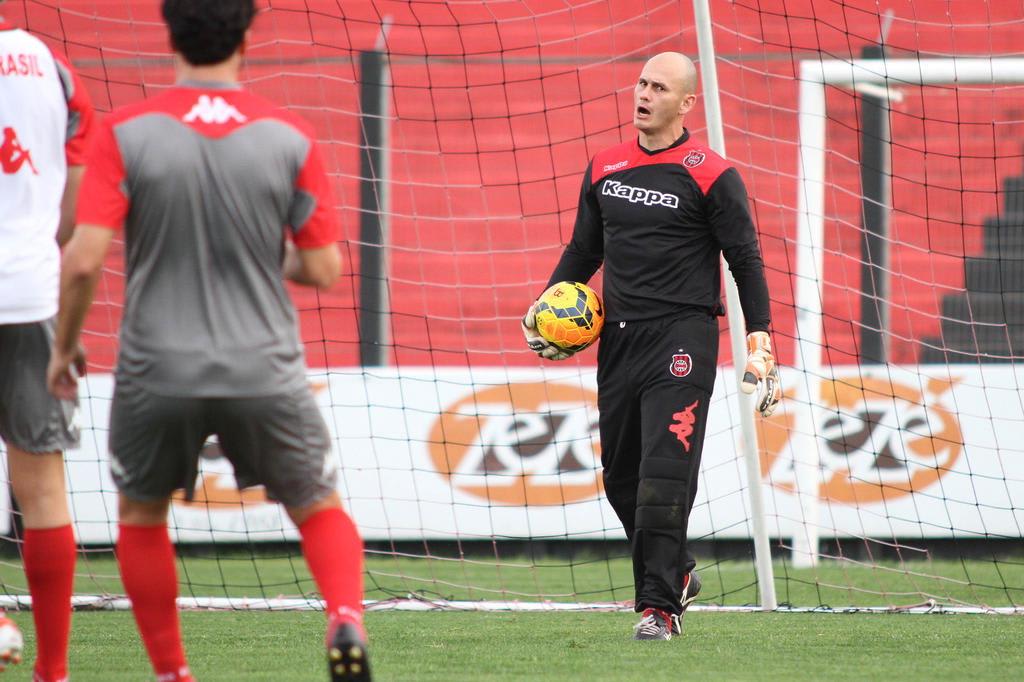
xmin=522 ymin=52 xmax=781 ymax=640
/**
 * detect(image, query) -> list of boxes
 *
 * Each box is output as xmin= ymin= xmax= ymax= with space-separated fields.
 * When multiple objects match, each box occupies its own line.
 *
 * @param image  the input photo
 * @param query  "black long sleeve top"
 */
xmin=546 ymin=130 xmax=771 ymax=332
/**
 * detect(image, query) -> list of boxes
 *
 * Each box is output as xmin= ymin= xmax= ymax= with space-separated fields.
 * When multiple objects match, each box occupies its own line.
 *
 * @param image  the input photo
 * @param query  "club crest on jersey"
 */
xmin=683 ymin=150 xmax=706 ymax=168
xmin=670 ymin=352 xmax=692 ymax=378
xmin=602 ymin=179 xmax=679 ymax=208
xmin=183 ymin=95 xmax=247 ymax=125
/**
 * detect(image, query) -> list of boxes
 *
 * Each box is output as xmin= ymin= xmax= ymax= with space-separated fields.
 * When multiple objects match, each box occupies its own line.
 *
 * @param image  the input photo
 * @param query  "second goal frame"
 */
xmin=793 ymin=57 xmax=1024 ymax=567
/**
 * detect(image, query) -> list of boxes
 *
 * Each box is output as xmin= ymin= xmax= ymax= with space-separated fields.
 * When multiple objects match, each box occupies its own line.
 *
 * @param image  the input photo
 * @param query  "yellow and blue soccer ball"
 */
xmin=534 ymin=281 xmax=605 ymax=352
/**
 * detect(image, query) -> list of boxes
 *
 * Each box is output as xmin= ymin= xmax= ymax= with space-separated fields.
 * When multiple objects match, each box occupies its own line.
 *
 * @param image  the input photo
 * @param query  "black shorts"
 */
xmin=597 ymin=310 xmax=719 ymax=486
xmin=109 ymin=378 xmax=336 ymax=509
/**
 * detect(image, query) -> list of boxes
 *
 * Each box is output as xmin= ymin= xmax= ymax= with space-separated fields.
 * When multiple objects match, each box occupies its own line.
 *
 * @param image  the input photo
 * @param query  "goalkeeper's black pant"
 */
xmin=596 ymin=310 xmax=718 ymax=616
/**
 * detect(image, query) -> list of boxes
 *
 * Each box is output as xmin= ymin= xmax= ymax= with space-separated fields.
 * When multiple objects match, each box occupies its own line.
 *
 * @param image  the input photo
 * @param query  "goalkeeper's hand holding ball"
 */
xmin=521 ymin=301 xmax=575 ymax=361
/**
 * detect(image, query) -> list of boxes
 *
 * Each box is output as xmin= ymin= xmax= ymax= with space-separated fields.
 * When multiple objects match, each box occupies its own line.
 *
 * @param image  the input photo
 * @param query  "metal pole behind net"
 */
xmin=693 ymin=0 xmax=779 ymax=610
xmin=358 ymin=48 xmax=391 ymax=367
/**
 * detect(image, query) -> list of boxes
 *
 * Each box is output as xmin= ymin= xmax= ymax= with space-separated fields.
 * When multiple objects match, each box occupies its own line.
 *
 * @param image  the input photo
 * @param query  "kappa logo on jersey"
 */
xmin=0 ymin=126 xmax=38 ymax=175
xmin=602 ymin=179 xmax=679 ymax=208
xmin=428 ymin=382 xmax=603 ymax=505
xmin=183 ymin=94 xmax=247 ymax=124
xmin=668 ymin=400 xmax=700 ymax=453
xmin=683 ymin=150 xmax=706 ymax=168
xmin=602 ymin=159 xmax=629 ymax=173
xmin=670 ymin=352 xmax=692 ymax=378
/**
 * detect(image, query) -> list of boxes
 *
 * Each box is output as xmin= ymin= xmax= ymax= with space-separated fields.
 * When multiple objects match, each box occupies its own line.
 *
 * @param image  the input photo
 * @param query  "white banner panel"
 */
xmin=13 ymin=365 xmax=1022 ymax=544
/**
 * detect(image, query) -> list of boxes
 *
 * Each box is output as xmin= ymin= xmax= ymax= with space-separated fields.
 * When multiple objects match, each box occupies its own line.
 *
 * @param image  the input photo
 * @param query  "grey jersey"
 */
xmin=78 ymin=83 xmax=338 ymax=397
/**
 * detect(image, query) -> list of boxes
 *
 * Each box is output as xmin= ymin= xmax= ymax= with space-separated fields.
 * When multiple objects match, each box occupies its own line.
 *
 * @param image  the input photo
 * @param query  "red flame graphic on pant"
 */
xmin=668 ymin=399 xmax=700 ymax=453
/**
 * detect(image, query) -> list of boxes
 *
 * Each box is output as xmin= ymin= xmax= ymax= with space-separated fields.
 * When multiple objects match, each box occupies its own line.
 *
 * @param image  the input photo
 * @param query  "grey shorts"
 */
xmin=0 ymin=318 xmax=79 ymax=453
xmin=109 ymin=379 xmax=337 ymax=509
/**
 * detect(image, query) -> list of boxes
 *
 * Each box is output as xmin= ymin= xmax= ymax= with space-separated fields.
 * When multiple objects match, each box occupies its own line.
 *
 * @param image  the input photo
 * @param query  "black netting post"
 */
xmin=358 ymin=49 xmax=390 ymax=367
xmin=859 ymin=44 xmax=892 ymax=364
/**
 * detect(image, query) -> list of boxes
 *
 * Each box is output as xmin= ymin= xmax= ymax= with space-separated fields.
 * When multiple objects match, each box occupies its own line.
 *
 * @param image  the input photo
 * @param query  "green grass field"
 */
xmin=0 ymin=554 xmax=1022 ymax=680
xmin=3 ymin=552 xmax=1016 ymax=609
xmin=4 ymin=610 xmax=1024 ymax=681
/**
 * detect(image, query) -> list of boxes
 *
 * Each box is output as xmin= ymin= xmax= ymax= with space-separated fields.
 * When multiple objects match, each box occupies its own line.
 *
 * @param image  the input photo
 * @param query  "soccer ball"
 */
xmin=0 ymin=614 xmax=23 ymax=670
xmin=534 ymin=281 xmax=605 ymax=352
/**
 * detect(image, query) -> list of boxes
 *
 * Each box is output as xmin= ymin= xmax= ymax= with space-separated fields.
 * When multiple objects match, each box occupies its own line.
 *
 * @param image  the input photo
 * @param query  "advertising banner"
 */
xmin=7 ymin=365 xmax=1021 ymax=544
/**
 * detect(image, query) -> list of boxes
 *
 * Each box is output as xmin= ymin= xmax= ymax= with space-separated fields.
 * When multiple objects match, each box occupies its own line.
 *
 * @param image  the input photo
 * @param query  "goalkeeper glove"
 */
xmin=522 ymin=301 xmax=574 ymax=361
xmin=740 ymin=331 xmax=782 ymax=417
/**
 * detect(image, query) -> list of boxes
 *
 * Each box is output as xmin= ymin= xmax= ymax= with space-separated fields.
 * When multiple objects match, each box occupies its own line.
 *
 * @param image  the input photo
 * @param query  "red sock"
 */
xmin=299 ymin=508 xmax=365 ymax=634
xmin=116 ymin=524 xmax=192 ymax=681
xmin=23 ymin=525 xmax=75 ymax=682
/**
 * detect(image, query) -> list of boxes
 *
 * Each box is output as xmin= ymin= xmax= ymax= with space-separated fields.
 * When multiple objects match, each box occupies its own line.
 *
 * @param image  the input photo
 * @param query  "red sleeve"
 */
xmin=290 ymin=141 xmax=340 ymax=249
xmin=76 ymin=117 xmax=129 ymax=230
xmin=53 ymin=54 xmax=95 ymax=166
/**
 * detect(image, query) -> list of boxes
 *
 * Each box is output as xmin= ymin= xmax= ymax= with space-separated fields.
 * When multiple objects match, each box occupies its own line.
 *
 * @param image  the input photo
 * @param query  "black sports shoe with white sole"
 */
xmin=671 ymin=570 xmax=702 ymax=636
xmin=633 ymin=608 xmax=673 ymax=641
xmin=328 ymin=621 xmax=371 ymax=681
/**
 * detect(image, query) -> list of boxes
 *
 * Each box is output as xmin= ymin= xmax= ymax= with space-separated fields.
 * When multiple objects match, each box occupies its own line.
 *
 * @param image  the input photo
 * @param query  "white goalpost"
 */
xmin=693 ymin=0 xmax=778 ymax=609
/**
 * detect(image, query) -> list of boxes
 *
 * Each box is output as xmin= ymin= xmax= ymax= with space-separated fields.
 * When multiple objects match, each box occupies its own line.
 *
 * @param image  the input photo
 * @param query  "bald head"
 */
xmin=633 ymin=52 xmax=699 ymax=148
xmin=644 ymin=52 xmax=698 ymax=95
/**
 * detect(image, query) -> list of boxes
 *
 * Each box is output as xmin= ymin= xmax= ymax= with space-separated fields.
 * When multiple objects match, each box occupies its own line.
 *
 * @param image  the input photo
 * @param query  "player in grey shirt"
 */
xmin=47 ymin=2 xmax=370 ymax=680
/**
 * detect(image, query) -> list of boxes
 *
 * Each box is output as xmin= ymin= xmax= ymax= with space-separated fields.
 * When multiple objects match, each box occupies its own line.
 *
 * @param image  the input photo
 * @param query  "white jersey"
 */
xmin=0 ymin=22 xmax=93 ymax=323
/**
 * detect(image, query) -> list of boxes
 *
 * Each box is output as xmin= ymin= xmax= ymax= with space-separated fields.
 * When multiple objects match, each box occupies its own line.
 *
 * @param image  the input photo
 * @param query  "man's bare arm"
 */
xmin=56 ymin=166 xmax=85 ymax=247
xmin=48 ymin=225 xmax=115 ymax=399
xmin=283 ymin=240 xmax=342 ymax=289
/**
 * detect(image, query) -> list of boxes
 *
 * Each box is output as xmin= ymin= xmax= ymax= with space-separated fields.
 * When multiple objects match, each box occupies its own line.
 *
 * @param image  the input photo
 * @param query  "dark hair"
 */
xmin=161 ymin=0 xmax=256 ymax=66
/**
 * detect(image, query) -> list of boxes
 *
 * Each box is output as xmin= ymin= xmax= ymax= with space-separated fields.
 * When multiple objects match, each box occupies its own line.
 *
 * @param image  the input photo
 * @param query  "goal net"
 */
xmin=1 ymin=0 xmax=1021 ymax=614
